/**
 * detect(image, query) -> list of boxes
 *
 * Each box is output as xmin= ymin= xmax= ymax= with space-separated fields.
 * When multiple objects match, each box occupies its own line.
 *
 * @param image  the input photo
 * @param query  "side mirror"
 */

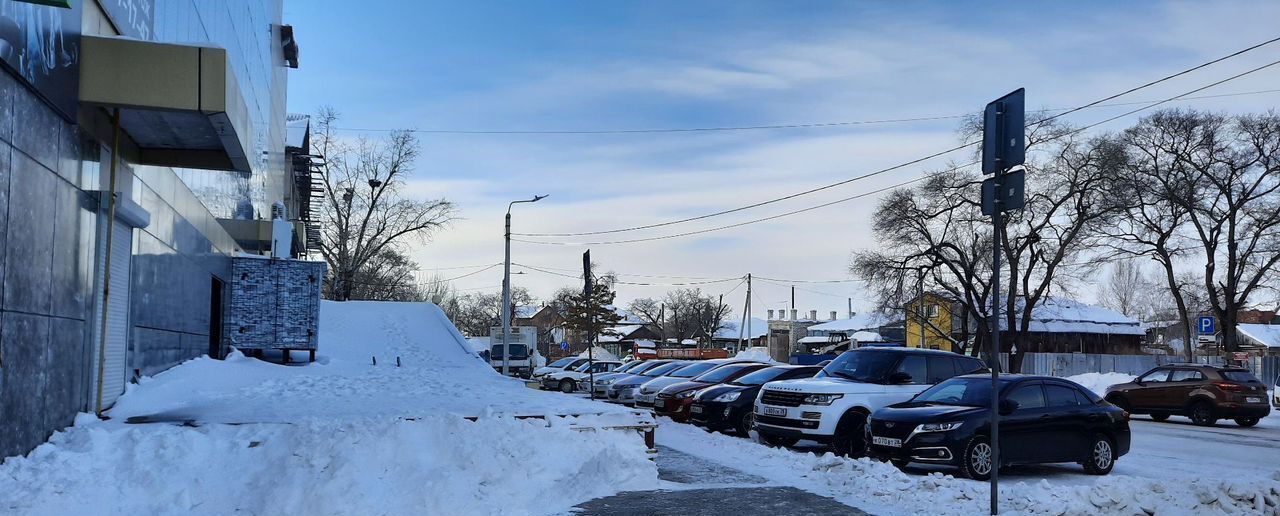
xmin=888 ymin=371 xmax=913 ymax=384
xmin=1133 ymin=380 xmax=1144 ymax=386
xmin=998 ymin=399 xmax=1019 ymax=415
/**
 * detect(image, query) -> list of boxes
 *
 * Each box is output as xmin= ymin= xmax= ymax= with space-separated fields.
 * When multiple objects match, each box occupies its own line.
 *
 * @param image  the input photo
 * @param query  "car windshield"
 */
xmin=669 ymin=361 xmax=721 ymax=378
xmin=615 ymin=361 xmax=643 ymax=373
xmin=1222 ymin=370 xmax=1260 ymax=383
xmin=730 ymin=366 xmax=791 ymax=386
xmin=821 ymin=351 xmax=899 ymax=383
xmin=693 ymin=364 xmax=755 ymax=383
xmin=628 ymin=361 xmax=666 ymax=374
xmin=913 ymin=377 xmax=1002 ymax=406
xmin=548 ymin=358 xmax=575 ymax=368
xmin=643 ymin=362 xmax=686 ymax=377
xmin=490 ymin=344 xmax=528 ymax=359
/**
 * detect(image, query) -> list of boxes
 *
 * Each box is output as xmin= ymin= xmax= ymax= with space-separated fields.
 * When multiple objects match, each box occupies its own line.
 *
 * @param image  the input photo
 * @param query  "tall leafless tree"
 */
xmin=1125 ymin=110 xmax=1280 ymax=352
xmin=1097 ymin=258 xmax=1158 ymax=321
xmin=314 ymin=107 xmax=456 ymax=300
xmin=629 ymin=289 xmax=732 ymax=344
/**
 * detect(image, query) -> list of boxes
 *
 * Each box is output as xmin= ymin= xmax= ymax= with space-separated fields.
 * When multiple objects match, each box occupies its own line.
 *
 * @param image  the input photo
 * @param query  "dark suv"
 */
xmin=1104 ymin=364 xmax=1270 ymax=427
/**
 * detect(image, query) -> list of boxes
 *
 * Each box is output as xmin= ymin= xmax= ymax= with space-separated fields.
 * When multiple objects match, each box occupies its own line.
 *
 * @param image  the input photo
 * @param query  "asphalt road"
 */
xmin=572 ymin=446 xmax=869 ymax=516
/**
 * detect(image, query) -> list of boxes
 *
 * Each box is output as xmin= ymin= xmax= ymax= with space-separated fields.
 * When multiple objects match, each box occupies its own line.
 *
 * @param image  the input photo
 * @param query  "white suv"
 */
xmin=754 ymin=347 xmax=986 ymax=456
xmin=541 ymin=361 xmax=622 ymax=392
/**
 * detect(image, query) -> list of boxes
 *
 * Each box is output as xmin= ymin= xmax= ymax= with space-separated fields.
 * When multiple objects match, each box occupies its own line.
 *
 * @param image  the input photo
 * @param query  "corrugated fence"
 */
xmin=998 ymin=353 xmax=1280 ymax=386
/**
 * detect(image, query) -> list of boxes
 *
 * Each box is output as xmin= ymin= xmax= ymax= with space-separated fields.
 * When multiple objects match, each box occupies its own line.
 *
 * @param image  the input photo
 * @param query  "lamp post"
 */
xmin=502 ymin=194 xmax=548 ymax=376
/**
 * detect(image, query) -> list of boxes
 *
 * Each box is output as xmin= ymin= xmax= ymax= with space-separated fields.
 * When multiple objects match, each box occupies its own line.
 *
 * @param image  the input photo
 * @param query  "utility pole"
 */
xmin=584 ymin=251 xmax=595 ymax=399
xmin=738 ymin=275 xmax=750 ymax=352
xmin=746 ymin=274 xmax=753 ymax=350
xmin=981 ymin=88 xmax=1025 ymax=516
xmin=502 ymin=195 xmax=547 ymax=376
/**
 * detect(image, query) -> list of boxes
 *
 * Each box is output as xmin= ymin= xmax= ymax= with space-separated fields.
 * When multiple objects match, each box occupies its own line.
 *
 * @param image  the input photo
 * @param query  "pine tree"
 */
xmin=562 ymin=273 xmax=624 ymax=348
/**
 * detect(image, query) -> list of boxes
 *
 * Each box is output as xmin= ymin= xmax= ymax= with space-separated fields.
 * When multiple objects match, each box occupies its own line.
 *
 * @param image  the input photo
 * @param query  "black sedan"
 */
xmin=690 ymin=365 xmax=822 ymax=435
xmin=866 ymin=374 xmax=1130 ymax=480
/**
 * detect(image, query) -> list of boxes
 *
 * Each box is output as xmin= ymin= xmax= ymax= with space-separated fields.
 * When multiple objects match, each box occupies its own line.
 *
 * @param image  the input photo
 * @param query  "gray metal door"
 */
xmin=90 ymin=218 xmax=133 ymax=410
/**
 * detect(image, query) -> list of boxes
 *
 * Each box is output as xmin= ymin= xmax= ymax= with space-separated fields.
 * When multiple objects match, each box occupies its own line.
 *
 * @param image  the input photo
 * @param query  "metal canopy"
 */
xmin=79 ymin=36 xmax=253 ymax=172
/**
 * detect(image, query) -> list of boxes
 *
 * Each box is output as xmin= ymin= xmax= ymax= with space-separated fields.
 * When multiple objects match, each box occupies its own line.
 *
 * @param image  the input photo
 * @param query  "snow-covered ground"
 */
xmin=0 ymin=301 xmax=658 ymax=516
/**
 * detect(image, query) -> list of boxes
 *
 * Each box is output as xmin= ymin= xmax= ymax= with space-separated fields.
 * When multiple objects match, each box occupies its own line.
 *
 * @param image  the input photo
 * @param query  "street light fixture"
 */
xmin=501 ymin=194 xmax=548 ymax=376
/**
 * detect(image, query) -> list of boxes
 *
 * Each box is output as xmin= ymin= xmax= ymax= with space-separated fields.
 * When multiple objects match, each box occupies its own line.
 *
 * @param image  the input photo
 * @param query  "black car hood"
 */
xmin=659 ymin=380 xmax=714 ymax=395
xmin=694 ymin=384 xmax=751 ymax=401
xmin=876 ymin=402 xmax=985 ymax=422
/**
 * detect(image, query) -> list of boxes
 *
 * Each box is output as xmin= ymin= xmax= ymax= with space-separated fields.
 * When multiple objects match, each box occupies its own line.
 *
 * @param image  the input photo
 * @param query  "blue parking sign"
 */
xmin=1198 ymin=316 xmax=1216 ymax=335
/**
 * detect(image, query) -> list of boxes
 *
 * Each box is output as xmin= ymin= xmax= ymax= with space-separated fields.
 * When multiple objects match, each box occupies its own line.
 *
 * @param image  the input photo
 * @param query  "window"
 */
xmin=1045 ymin=384 xmax=1082 ymax=407
xmin=1006 ymin=384 xmax=1046 ymax=410
xmin=894 ymin=355 xmax=928 ymax=384
xmin=1221 ymin=370 xmax=1260 ymax=383
xmin=954 ymin=357 xmax=985 ymax=375
xmin=926 ymin=356 xmax=958 ymax=384
xmin=1138 ymin=369 xmax=1171 ymax=383
xmin=1170 ymin=369 xmax=1204 ymax=382
xmin=927 ymin=304 xmax=940 ymax=318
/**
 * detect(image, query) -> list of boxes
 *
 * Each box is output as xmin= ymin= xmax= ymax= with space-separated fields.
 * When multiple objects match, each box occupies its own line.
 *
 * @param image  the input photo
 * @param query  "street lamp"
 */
xmin=502 ymin=194 xmax=548 ymax=376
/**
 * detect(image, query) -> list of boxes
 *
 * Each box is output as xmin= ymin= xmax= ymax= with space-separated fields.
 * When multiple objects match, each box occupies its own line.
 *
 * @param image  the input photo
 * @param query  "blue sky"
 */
xmin=284 ymin=1 xmax=1280 ymax=315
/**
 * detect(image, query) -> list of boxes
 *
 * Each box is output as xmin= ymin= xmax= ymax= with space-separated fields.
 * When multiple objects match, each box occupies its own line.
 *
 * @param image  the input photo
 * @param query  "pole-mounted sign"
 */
xmin=981 ymin=87 xmax=1025 ymax=516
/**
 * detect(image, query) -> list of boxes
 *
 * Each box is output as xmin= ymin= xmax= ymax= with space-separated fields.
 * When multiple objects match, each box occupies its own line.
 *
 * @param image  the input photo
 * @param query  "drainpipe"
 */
xmin=94 ymin=108 xmax=122 ymax=416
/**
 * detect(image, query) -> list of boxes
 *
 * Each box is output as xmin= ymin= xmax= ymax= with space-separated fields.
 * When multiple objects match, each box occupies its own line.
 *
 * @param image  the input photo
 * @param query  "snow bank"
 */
xmin=1064 ymin=372 xmax=1136 ymax=396
xmin=0 ymin=415 xmax=656 ymax=516
xmin=0 ymin=301 xmax=658 ymax=515
xmin=658 ymin=422 xmax=1280 ymax=515
xmin=734 ymin=346 xmax=777 ymax=363
xmin=578 ymin=346 xmax=620 ymax=362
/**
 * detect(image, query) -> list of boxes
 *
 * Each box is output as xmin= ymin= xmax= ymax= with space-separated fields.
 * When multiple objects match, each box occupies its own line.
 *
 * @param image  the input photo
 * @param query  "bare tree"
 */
xmin=1127 ymin=110 xmax=1280 ymax=352
xmin=344 ymin=248 xmax=428 ymax=301
xmin=450 ymin=287 xmax=534 ymax=337
xmin=314 ymin=107 xmax=456 ymax=300
xmin=1098 ymin=259 xmax=1157 ymax=320
xmin=629 ymin=289 xmax=731 ymax=343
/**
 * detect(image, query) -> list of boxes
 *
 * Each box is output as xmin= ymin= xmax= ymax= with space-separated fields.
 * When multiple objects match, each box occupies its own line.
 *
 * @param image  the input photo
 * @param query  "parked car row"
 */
xmin=541 ymin=347 xmax=1271 ymax=481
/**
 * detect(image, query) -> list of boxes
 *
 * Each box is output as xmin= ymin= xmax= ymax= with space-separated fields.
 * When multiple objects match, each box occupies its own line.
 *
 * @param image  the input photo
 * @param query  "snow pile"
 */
xmin=1063 ymin=372 xmax=1136 ymax=396
xmin=658 ymin=423 xmax=1280 ymax=515
xmin=0 ymin=301 xmax=658 ymax=515
xmin=734 ymin=346 xmax=779 ymax=363
xmin=578 ymin=346 xmax=620 ymax=362
xmin=0 ymin=415 xmax=656 ymax=516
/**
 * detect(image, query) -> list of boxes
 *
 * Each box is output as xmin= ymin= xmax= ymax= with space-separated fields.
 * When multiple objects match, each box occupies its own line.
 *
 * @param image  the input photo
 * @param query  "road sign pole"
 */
xmin=981 ymin=88 xmax=1024 ymax=516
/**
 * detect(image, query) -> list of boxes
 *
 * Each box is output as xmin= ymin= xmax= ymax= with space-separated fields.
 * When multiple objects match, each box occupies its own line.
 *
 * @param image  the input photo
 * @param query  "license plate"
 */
xmin=690 ymin=405 xmax=703 ymax=414
xmin=637 ymin=394 xmax=654 ymax=404
xmin=762 ymin=406 xmax=786 ymax=417
xmin=872 ymin=436 xmax=902 ymax=448
xmin=1247 ymin=397 xmax=1262 ymax=403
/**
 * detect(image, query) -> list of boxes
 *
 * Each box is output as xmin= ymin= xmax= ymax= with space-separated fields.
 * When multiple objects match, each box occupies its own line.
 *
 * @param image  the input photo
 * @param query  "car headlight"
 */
xmin=713 ymin=391 xmax=742 ymax=403
xmin=803 ymin=393 xmax=843 ymax=406
xmin=676 ymin=390 xmax=696 ymax=399
xmin=597 ymin=378 xmax=616 ymax=385
xmin=915 ymin=421 xmax=963 ymax=433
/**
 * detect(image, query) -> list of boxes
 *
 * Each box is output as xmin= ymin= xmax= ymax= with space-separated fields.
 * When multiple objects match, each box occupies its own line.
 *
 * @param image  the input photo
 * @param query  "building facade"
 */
xmin=0 ymin=0 xmax=304 ymax=459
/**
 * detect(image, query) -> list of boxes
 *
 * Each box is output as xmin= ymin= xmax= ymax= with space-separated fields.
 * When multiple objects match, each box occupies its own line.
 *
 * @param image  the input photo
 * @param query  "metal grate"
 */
xmin=759 ymin=390 xmax=806 ymax=407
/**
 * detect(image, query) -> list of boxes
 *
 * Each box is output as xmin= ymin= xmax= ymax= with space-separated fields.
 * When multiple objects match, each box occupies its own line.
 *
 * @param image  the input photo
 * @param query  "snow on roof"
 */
xmin=799 ymin=331 xmax=886 ymax=345
xmin=634 ymin=339 xmax=656 ymax=349
xmin=1238 ymin=324 xmax=1280 ymax=348
xmin=285 ymin=113 xmax=309 ymax=149
xmin=514 ymin=305 xmax=541 ymax=319
xmin=1001 ymin=297 xmax=1145 ymax=336
xmin=606 ymin=305 xmax=647 ymax=324
xmin=713 ymin=317 xmax=768 ymax=340
xmin=597 ymin=324 xmax=645 ymax=343
xmin=807 ymin=313 xmax=886 ymax=333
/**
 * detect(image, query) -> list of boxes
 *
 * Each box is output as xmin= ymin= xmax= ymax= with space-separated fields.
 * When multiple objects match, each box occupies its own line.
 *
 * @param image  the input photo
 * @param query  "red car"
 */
xmin=654 ymin=362 xmax=771 ymax=422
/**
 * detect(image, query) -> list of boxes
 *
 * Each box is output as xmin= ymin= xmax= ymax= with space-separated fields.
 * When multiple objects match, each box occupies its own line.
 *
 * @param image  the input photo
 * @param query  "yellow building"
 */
xmin=905 ymin=293 xmax=959 ymax=352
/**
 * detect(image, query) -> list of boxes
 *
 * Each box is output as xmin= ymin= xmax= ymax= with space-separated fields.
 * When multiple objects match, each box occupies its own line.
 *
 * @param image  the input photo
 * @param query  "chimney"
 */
xmin=809 ymin=310 xmax=817 ymax=321
xmin=790 ymin=309 xmax=798 ymax=320
xmin=830 ymin=311 xmax=837 ymax=321
xmin=768 ymin=309 xmax=775 ymax=320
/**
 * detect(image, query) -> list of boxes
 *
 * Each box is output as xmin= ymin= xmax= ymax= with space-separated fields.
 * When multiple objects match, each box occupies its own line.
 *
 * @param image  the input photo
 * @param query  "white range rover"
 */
xmin=753 ymin=347 xmax=987 ymax=456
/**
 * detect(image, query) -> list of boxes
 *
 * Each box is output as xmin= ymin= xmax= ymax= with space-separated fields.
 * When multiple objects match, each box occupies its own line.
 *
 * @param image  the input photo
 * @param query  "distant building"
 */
xmin=1236 ymin=324 xmax=1280 ymax=355
xmin=710 ymin=317 xmax=768 ymax=352
xmin=798 ymin=313 xmax=890 ymax=351
xmin=905 ymin=292 xmax=971 ymax=352
xmin=996 ymin=297 xmax=1146 ymax=355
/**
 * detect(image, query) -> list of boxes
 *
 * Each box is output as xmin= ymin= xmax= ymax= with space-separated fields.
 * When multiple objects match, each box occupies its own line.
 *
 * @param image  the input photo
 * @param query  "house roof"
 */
xmin=597 ymin=324 xmax=647 ymax=343
xmin=713 ymin=317 xmax=768 ymax=340
xmin=1000 ymin=297 xmax=1145 ymax=336
xmin=799 ymin=331 xmax=886 ymax=345
xmin=514 ymin=305 xmax=542 ymax=319
xmin=807 ymin=313 xmax=887 ymax=333
xmin=1238 ymin=324 xmax=1280 ymax=348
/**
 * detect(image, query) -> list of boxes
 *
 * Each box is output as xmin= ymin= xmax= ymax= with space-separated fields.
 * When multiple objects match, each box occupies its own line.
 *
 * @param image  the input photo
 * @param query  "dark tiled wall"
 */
xmin=224 ymin=258 xmax=323 ymax=351
xmin=0 ymin=66 xmax=234 ymax=459
xmin=0 ymin=70 xmax=98 ymax=459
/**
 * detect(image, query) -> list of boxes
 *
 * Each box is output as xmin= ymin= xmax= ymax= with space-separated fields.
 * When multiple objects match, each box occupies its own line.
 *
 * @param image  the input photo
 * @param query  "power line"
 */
xmin=512 ymin=262 xmax=742 ymax=287
xmin=331 ymin=88 xmax=1280 ymax=136
xmin=511 ymin=55 xmax=1280 ymax=247
xmin=512 ymin=37 xmax=1280 ymax=238
xmin=441 ymin=263 xmax=502 ymax=281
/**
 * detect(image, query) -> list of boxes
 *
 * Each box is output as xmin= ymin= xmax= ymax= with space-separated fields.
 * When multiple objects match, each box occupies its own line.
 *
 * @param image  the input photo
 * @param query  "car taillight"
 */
xmin=1213 ymin=382 xmax=1244 ymax=392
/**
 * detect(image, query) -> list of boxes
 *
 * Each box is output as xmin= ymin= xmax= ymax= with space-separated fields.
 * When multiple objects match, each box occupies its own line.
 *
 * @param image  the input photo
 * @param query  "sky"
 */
xmin=283 ymin=0 xmax=1280 ymax=319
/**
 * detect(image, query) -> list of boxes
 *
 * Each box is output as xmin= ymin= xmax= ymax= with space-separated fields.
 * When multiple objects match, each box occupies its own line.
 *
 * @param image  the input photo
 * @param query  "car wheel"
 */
xmin=738 ymin=411 xmax=755 ymax=437
xmin=758 ymin=433 xmax=799 ymax=448
xmin=831 ymin=411 xmax=869 ymax=458
xmin=559 ymin=379 xmax=575 ymax=393
xmin=1149 ymin=413 xmax=1169 ymax=422
xmin=960 ymin=435 xmax=994 ymax=481
xmin=1189 ymin=401 xmax=1217 ymax=426
xmin=1234 ymin=417 xmax=1260 ymax=427
xmin=1082 ymin=434 xmax=1115 ymax=475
